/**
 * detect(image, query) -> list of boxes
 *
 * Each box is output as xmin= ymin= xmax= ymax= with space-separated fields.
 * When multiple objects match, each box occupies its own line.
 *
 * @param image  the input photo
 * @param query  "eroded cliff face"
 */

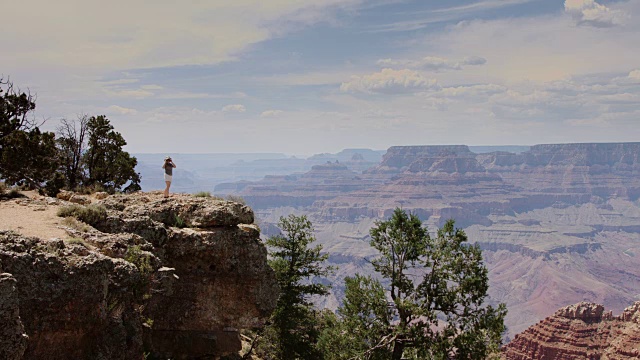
xmin=0 ymin=192 xmax=279 ymax=359
xmin=502 ymin=301 xmax=640 ymax=359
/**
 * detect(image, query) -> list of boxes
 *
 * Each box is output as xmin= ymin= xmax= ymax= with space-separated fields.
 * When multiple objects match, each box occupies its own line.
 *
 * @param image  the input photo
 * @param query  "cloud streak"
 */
xmin=377 ymin=56 xmax=486 ymax=71
xmin=340 ymin=69 xmax=439 ymax=94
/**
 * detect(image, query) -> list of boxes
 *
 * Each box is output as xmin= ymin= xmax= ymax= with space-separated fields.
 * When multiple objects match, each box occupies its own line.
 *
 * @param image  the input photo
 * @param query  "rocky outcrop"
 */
xmin=502 ymin=301 xmax=640 ymax=359
xmin=0 ymin=192 xmax=279 ymax=359
xmin=0 ymin=273 xmax=27 ymax=360
xmin=0 ymin=231 xmax=145 ymax=360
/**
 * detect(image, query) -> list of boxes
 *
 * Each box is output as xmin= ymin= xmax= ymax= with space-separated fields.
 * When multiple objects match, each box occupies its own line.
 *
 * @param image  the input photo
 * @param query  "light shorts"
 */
xmin=164 ymin=174 xmax=173 ymax=182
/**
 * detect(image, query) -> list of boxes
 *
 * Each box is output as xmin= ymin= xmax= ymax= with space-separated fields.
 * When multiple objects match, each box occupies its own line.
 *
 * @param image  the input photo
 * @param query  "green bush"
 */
xmin=61 ymin=217 xmax=92 ymax=232
xmin=0 ymin=187 xmax=25 ymax=199
xmin=194 ymin=191 xmax=212 ymax=198
xmin=173 ymin=214 xmax=186 ymax=228
xmin=66 ymin=237 xmax=89 ymax=248
xmin=57 ymin=204 xmax=107 ymax=225
xmin=226 ymin=194 xmax=246 ymax=205
xmin=125 ymin=245 xmax=153 ymax=275
xmin=74 ymin=183 xmax=109 ymax=195
xmin=44 ymin=172 xmax=66 ymax=197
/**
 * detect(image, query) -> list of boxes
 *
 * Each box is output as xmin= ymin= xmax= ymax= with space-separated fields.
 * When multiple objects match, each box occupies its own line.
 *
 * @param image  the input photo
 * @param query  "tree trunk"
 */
xmin=391 ymin=340 xmax=404 ymax=360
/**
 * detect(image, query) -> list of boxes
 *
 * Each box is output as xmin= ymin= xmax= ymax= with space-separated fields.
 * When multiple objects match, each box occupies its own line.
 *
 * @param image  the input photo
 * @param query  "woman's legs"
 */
xmin=164 ymin=181 xmax=171 ymax=197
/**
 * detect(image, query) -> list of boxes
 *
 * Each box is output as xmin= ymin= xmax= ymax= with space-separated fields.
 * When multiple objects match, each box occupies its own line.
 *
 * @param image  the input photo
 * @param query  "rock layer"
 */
xmin=502 ymin=301 xmax=640 ymax=359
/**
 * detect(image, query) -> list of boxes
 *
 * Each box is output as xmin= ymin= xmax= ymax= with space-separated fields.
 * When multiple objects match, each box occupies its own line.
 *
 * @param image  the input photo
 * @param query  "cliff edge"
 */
xmin=0 ymin=191 xmax=279 ymax=359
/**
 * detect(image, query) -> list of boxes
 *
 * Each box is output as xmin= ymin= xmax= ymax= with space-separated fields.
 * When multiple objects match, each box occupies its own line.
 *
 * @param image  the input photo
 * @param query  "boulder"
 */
xmin=69 ymin=194 xmax=91 ymax=205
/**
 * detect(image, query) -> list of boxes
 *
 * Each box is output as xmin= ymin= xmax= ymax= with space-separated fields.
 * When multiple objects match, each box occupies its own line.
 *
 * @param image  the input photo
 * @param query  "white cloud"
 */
xmin=261 ymin=110 xmax=284 ymax=118
xmin=222 ymin=104 xmax=246 ymax=113
xmin=629 ymin=69 xmax=640 ymax=80
xmin=105 ymin=89 xmax=154 ymax=99
xmin=435 ymin=84 xmax=506 ymax=97
xmin=140 ymin=84 xmax=164 ymax=90
xmin=108 ymin=105 xmax=138 ymax=115
xmin=564 ymin=0 xmax=626 ymax=27
xmin=377 ymin=55 xmax=486 ymax=71
xmin=0 ymin=0 xmax=365 ymax=71
xmin=421 ymin=10 xmax=640 ymax=82
xmin=340 ymin=68 xmax=439 ymax=94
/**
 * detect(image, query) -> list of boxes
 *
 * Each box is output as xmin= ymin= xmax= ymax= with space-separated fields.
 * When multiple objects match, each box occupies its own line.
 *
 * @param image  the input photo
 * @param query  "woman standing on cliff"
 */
xmin=162 ymin=156 xmax=176 ymax=198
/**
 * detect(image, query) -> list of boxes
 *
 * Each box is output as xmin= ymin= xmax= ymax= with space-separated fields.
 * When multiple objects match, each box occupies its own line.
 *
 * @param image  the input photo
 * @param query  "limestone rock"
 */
xmin=555 ymin=301 xmax=611 ymax=322
xmin=100 ymin=192 xmax=254 ymax=228
xmin=0 ymin=231 xmax=145 ymax=360
xmin=56 ymin=190 xmax=73 ymax=201
xmin=0 ymin=273 xmax=27 ymax=360
xmin=69 ymin=194 xmax=91 ymax=205
xmin=94 ymin=192 xmax=109 ymax=200
xmin=0 ymin=191 xmax=278 ymax=359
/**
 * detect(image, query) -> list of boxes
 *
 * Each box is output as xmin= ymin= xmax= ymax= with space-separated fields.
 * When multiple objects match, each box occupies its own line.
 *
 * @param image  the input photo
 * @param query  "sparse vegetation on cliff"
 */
xmin=57 ymin=204 xmax=107 ymax=226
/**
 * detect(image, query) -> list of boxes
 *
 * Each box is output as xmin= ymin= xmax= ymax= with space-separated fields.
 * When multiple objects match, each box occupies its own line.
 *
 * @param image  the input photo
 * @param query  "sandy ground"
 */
xmin=0 ymin=191 xmax=69 ymax=239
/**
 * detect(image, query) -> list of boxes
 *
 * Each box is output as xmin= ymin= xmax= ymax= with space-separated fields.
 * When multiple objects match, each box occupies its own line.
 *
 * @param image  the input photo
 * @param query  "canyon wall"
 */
xmin=223 ymin=143 xmax=640 ymax=337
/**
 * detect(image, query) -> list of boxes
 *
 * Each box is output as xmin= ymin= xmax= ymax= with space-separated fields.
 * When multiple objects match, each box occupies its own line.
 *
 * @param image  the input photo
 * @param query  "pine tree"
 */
xmin=260 ymin=214 xmax=333 ymax=360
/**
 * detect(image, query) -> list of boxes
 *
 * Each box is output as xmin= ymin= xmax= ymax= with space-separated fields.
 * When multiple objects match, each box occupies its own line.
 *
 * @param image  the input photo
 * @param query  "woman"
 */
xmin=162 ymin=156 xmax=176 ymax=198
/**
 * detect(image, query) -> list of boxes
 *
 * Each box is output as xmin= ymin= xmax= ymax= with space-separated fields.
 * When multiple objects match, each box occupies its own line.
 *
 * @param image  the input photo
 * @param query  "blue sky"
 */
xmin=2 ymin=0 xmax=639 ymax=154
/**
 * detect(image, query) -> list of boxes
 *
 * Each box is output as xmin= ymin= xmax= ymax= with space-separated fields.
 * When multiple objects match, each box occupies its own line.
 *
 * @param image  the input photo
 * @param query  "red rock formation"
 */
xmin=502 ymin=301 xmax=640 ymax=359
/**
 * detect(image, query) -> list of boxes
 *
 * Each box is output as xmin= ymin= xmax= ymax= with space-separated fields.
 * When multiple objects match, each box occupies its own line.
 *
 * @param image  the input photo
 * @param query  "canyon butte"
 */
xmin=0 ymin=192 xmax=278 ymax=359
xmin=218 ymin=142 xmax=640 ymax=341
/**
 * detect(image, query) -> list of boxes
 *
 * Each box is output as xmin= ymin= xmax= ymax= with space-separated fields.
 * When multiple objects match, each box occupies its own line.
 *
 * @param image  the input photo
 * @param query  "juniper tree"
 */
xmin=0 ymin=78 xmax=58 ymax=188
xmin=83 ymin=115 xmax=140 ymax=191
xmin=322 ymin=208 xmax=506 ymax=360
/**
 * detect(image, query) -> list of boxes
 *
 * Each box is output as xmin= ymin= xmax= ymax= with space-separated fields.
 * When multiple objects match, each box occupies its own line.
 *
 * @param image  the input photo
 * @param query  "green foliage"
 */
xmin=0 ymin=77 xmax=36 ymax=148
xmin=173 ymin=214 xmax=186 ymax=228
xmin=0 ymin=183 xmax=25 ymax=200
xmin=44 ymin=171 xmax=66 ymax=197
xmin=61 ymin=217 xmax=92 ymax=232
xmin=82 ymin=115 xmax=141 ymax=191
xmin=66 ymin=237 xmax=89 ymax=248
xmin=74 ymin=182 xmax=107 ymax=195
xmin=1 ymin=127 xmax=59 ymax=189
xmin=258 ymin=214 xmax=333 ymax=360
xmin=0 ymin=78 xmax=59 ymax=189
xmin=57 ymin=204 xmax=107 ymax=226
xmin=317 ymin=275 xmax=392 ymax=360
xmin=194 ymin=191 xmax=212 ymax=197
xmin=226 ymin=194 xmax=246 ymax=205
xmin=322 ymin=209 xmax=506 ymax=360
xmin=124 ymin=245 xmax=153 ymax=276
